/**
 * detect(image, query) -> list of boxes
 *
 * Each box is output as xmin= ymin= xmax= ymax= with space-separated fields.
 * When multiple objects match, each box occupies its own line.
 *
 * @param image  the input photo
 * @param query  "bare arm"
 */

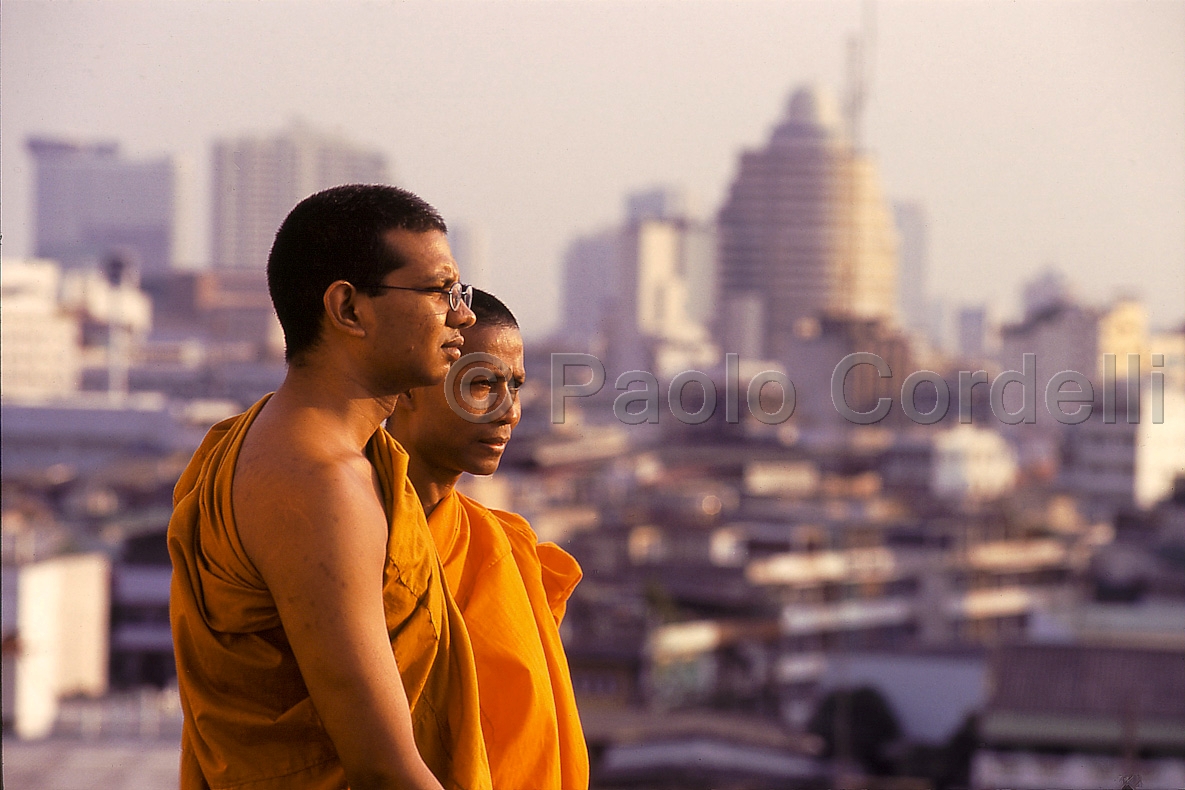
xmin=237 ymin=458 xmax=444 ymax=790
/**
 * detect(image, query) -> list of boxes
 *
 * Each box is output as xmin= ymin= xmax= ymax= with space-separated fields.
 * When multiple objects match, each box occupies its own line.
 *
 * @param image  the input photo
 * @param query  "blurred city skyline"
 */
xmin=3 ymin=0 xmax=1183 ymax=339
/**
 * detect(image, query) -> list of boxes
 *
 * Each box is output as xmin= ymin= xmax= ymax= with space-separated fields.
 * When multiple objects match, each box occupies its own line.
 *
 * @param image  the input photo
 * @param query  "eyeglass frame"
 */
xmin=356 ymin=281 xmax=474 ymax=312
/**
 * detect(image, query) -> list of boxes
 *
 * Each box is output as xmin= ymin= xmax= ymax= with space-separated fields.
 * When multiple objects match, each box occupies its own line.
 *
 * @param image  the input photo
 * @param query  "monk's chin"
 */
xmin=467 ymin=456 xmax=503 ymax=477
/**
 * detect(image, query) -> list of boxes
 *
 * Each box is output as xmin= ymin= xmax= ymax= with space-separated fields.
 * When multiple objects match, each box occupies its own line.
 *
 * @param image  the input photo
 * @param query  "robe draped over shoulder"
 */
xmin=168 ymin=397 xmax=491 ymax=790
xmin=427 ymin=490 xmax=589 ymax=790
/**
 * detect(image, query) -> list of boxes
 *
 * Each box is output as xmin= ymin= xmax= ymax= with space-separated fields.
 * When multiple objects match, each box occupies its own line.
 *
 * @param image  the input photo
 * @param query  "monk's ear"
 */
xmin=322 ymin=281 xmax=368 ymax=339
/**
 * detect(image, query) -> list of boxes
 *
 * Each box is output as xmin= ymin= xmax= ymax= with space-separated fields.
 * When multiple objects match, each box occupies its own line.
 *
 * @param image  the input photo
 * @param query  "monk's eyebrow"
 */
xmin=421 ymin=264 xmax=459 ymax=288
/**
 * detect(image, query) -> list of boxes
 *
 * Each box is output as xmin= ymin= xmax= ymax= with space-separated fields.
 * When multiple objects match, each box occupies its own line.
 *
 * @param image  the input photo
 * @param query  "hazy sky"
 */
xmin=4 ymin=0 xmax=1183 ymax=338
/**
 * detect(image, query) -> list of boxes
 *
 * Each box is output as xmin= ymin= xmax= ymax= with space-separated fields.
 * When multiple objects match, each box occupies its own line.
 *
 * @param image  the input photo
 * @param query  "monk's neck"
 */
xmin=274 ymin=364 xmax=397 ymax=451
xmin=406 ymin=459 xmax=461 ymax=518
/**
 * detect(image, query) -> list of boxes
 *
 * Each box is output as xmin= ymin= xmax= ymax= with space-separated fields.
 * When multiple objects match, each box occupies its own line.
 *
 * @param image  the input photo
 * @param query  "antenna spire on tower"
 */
xmin=843 ymin=0 xmax=876 ymax=151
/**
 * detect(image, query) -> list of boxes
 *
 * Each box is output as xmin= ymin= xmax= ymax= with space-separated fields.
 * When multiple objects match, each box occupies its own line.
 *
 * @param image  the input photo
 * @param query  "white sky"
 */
xmin=3 ymin=0 xmax=1183 ymax=338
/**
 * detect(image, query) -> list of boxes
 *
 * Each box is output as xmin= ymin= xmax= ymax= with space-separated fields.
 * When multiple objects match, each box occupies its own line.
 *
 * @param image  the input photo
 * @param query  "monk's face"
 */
xmin=364 ymin=229 xmax=475 ymax=392
xmin=403 ymin=323 xmax=525 ymax=479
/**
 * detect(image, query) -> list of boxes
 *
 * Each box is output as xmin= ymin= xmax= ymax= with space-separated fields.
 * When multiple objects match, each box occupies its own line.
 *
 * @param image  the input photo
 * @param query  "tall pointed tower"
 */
xmin=716 ymin=85 xmax=898 ymax=360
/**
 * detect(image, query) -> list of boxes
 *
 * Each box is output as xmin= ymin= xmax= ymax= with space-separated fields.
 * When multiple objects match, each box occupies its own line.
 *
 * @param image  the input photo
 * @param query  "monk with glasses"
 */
xmin=169 ymin=185 xmax=492 ymax=790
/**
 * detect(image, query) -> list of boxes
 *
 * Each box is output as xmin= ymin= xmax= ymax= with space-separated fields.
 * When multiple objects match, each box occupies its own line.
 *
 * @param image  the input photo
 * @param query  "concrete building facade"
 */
xmin=931 ymin=426 xmax=1018 ymax=502
xmin=561 ymin=187 xmax=716 ymax=376
xmin=717 ymin=85 xmax=898 ymax=361
xmin=0 ymin=259 xmax=83 ymax=400
xmin=27 ymin=137 xmax=175 ymax=276
xmin=893 ymin=201 xmax=926 ymax=325
xmin=211 ymin=122 xmax=390 ymax=270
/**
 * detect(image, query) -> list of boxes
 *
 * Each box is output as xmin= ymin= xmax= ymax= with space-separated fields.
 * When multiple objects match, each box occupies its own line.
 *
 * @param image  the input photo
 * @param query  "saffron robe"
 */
xmin=168 ymin=397 xmax=492 ymax=790
xmin=427 ymin=490 xmax=589 ymax=790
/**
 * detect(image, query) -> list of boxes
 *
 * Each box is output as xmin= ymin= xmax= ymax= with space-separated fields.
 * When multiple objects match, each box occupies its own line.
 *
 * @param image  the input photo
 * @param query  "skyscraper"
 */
xmin=716 ymin=85 xmax=898 ymax=360
xmin=27 ymin=137 xmax=175 ymax=275
xmin=625 ymin=187 xmax=718 ymax=330
xmin=210 ymin=122 xmax=390 ymax=270
xmin=893 ymin=201 xmax=928 ymax=330
xmin=957 ymin=305 xmax=992 ymax=361
xmin=449 ymin=223 xmax=492 ymax=292
xmin=561 ymin=187 xmax=715 ymax=374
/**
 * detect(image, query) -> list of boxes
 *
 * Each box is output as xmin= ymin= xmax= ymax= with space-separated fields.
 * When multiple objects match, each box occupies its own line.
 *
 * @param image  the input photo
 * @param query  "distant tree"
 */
xmin=936 ymin=713 xmax=978 ymax=790
xmin=808 ymin=685 xmax=901 ymax=776
xmin=885 ymin=711 xmax=980 ymax=789
xmin=643 ymin=579 xmax=681 ymax=624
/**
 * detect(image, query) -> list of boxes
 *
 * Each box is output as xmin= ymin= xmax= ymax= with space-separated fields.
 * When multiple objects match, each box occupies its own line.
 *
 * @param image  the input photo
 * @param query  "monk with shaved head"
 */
xmin=389 ymin=290 xmax=590 ymax=790
xmin=169 ymin=185 xmax=492 ymax=790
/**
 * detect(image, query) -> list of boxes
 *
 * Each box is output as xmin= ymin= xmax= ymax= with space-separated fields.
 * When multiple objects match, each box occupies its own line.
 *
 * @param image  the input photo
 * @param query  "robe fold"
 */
xmin=427 ymin=490 xmax=589 ymax=790
xmin=168 ymin=396 xmax=492 ymax=790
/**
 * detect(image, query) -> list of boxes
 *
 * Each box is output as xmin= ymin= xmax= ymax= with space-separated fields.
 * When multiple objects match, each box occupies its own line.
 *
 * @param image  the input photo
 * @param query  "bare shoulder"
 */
xmin=227 ymin=403 xmax=445 ymax=788
xmin=233 ymin=411 xmax=388 ymax=584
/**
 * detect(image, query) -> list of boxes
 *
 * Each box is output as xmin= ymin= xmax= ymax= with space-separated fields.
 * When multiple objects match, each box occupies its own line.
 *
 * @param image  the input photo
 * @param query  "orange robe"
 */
xmin=168 ymin=397 xmax=492 ymax=790
xmin=427 ymin=490 xmax=589 ymax=790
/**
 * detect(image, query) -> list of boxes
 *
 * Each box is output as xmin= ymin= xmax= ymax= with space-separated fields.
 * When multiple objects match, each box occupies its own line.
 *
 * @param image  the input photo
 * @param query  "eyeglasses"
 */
xmin=358 ymin=281 xmax=473 ymax=312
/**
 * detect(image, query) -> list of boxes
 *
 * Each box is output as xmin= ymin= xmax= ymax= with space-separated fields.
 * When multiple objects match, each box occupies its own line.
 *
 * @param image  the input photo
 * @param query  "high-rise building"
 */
xmin=893 ymin=201 xmax=928 ymax=330
xmin=561 ymin=187 xmax=715 ymax=374
xmin=560 ymin=228 xmax=620 ymax=349
xmin=607 ymin=216 xmax=714 ymax=376
xmin=624 ymin=187 xmax=717 ymax=331
xmin=957 ymin=305 xmax=996 ymax=361
xmin=210 ymin=122 xmax=391 ymax=270
xmin=999 ymin=292 xmax=1148 ymax=391
xmin=27 ymin=137 xmax=175 ymax=275
xmin=716 ymin=85 xmax=898 ymax=360
xmin=449 ymin=223 xmax=492 ymax=292
xmin=996 ymin=289 xmax=1153 ymax=477
xmin=1022 ymin=268 xmax=1071 ymax=319
xmin=1060 ymin=386 xmax=1185 ymax=514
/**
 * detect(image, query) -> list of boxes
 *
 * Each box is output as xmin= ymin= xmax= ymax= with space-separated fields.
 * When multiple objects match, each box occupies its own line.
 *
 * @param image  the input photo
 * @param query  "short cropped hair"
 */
xmin=470 ymin=289 xmax=519 ymax=331
xmin=267 ymin=184 xmax=448 ymax=363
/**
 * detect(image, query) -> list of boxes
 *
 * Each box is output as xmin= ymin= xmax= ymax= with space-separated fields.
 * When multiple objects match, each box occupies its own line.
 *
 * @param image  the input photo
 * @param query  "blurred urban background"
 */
xmin=3 ymin=2 xmax=1184 ymax=789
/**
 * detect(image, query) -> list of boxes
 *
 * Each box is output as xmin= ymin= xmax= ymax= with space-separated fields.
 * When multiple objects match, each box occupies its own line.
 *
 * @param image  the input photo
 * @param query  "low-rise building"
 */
xmin=972 ymin=643 xmax=1185 ymax=790
xmin=1 ymin=259 xmax=84 ymax=399
xmin=1060 ymin=387 xmax=1185 ymax=515
xmin=931 ymin=426 xmax=1017 ymax=501
xmin=2 ymin=553 xmax=111 ymax=739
